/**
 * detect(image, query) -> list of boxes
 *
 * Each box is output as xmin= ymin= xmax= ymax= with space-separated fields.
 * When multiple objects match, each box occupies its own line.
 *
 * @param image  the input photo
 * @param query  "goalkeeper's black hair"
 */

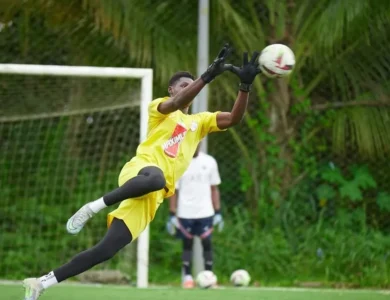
xmin=168 ymin=71 xmax=195 ymax=86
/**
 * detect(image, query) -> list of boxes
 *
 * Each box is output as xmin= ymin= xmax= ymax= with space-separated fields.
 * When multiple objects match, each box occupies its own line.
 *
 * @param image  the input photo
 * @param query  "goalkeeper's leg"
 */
xmin=23 ymin=218 xmax=132 ymax=299
xmin=67 ymin=166 xmax=166 ymax=234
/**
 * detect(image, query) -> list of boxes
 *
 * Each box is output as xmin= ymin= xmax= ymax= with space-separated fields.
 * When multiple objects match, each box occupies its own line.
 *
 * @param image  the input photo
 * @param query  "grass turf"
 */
xmin=1 ymin=282 xmax=388 ymax=300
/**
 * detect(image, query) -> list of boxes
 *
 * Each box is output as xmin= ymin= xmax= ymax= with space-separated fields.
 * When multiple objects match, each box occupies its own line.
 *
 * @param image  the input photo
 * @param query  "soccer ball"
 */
xmin=259 ymin=44 xmax=295 ymax=78
xmin=195 ymin=270 xmax=217 ymax=289
xmin=230 ymin=269 xmax=251 ymax=287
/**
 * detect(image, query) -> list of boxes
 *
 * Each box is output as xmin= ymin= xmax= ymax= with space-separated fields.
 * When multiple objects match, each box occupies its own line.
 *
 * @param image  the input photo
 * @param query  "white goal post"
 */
xmin=0 ymin=64 xmax=153 ymax=288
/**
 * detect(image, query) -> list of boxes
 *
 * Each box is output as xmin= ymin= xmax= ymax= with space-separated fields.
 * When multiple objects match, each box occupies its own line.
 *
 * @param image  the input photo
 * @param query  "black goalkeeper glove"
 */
xmin=201 ymin=43 xmax=232 ymax=83
xmin=226 ymin=51 xmax=262 ymax=92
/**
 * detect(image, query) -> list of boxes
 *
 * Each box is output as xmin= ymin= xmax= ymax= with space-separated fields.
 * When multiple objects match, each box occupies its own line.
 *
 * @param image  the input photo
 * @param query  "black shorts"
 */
xmin=176 ymin=216 xmax=213 ymax=239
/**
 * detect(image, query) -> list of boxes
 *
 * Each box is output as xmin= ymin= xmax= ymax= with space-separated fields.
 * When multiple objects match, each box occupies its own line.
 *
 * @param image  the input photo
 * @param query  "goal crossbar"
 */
xmin=0 ymin=63 xmax=153 ymax=288
xmin=0 ymin=64 xmax=152 ymax=78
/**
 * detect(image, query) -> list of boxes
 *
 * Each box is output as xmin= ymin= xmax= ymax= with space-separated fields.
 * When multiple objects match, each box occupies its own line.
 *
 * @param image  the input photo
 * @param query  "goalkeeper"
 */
xmin=23 ymin=44 xmax=262 ymax=300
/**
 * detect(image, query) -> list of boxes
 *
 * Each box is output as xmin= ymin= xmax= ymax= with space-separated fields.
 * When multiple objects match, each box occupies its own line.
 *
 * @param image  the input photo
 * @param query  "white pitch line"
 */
xmin=0 ymin=280 xmax=388 ymax=294
xmin=0 ymin=280 xmax=172 ymax=289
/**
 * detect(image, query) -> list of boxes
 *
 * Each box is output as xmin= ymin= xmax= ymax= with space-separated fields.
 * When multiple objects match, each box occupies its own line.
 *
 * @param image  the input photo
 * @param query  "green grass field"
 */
xmin=1 ymin=282 xmax=389 ymax=300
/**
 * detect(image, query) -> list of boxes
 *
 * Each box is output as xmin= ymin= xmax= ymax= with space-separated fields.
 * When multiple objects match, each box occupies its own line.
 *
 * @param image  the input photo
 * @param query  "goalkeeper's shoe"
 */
xmin=66 ymin=203 xmax=95 ymax=235
xmin=23 ymin=278 xmax=44 ymax=300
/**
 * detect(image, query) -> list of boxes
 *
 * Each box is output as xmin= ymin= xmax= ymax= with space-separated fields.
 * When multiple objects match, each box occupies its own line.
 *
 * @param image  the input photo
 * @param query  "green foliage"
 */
xmin=319 ymin=164 xmax=377 ymax=202
xmin=315 ymin=184 xmax=336 ymax=200
xmin=377 ymin=193 xmax=390 ymax=213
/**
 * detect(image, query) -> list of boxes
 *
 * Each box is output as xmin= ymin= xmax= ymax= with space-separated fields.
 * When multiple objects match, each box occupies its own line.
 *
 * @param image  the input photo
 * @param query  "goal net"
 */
xmin=0 ymin=64 xmax=152 ymax=287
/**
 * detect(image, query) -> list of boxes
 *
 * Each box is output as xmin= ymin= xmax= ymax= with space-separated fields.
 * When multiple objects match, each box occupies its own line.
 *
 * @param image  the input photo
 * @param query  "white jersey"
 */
xmin=176 ymin=152 xmax=221 ymax=219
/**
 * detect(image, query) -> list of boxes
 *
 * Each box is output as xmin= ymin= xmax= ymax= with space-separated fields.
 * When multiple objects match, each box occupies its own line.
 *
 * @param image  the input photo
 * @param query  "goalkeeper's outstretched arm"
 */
xmin=216 ymin=91 xmax=249 ymax=129
xmin=158 ymin=44 xmax=232 ymax=114
xmin=216 ymin=51 xmax=262 ymax=130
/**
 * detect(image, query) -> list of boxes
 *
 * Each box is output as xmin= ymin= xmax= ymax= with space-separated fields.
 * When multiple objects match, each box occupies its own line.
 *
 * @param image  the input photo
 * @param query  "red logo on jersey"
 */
xmin=163 ymin=123 xmax=188 ymax=158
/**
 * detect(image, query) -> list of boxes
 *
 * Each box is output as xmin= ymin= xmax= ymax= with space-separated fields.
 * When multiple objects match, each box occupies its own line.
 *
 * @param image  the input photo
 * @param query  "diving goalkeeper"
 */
xmin=23 ymin=44 xmax=261 ymax=300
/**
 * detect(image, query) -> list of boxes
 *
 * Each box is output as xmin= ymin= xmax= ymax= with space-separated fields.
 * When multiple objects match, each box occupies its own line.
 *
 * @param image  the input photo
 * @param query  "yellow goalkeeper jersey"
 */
xmin=130 ymin=96 xmax=224 ymax=197
xmin=108 ymin=96 xmax=225 ymax=239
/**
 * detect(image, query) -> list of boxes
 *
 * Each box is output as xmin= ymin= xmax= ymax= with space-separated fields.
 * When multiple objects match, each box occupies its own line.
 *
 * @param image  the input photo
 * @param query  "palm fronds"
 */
xmin=1 ymin=0 xmax=389 ymax=157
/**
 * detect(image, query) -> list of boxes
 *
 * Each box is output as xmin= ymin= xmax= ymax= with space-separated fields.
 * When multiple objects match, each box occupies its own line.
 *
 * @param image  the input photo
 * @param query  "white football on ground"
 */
xmin=230 ymin=269 xmax=251 ymax=287
xmin=196 ymin=270 xmax=217 ymax=289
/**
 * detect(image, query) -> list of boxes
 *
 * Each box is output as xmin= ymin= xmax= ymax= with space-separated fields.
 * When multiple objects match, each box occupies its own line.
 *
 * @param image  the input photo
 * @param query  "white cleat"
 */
xmin=66 ymin=203 xmax=94 ymax=235
xmin=23 ymin=278 xmax=44 ymax=300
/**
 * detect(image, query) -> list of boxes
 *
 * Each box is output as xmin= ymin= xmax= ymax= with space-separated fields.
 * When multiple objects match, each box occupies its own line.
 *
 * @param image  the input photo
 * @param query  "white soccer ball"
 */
xmin=230 ymin=269 xmax=251 ymax=287
xmin=259 ymin=44 xmax=295 ymax=78
xmin=196 ymin=270 xmax=217 ymax=289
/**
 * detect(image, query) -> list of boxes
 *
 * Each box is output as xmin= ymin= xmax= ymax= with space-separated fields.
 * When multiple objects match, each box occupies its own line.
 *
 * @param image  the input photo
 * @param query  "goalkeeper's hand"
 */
xmin=226 ymin=51 xmax=262 ymax=92
xmin=213 ymin=211 xmax=224 ymax=232
xmin=201 ymin=43 xmax=233 ymax=84
xmin=166 ymin=213 xmax=179 ymax=236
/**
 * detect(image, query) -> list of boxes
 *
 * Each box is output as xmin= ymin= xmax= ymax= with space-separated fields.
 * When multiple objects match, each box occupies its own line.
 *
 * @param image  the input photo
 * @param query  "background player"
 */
xmin=23 ymin=45 xmax=262 ymax=300
xmin=167 ymin=143 xmax=223 ymax=288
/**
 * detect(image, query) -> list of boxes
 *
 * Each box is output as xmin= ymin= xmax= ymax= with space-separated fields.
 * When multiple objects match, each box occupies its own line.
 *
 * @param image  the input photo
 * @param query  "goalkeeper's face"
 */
xmin=168 ymin=77 xmax=194 ymax=113
xmin=168 ymin=77 xmax=194 ymax=97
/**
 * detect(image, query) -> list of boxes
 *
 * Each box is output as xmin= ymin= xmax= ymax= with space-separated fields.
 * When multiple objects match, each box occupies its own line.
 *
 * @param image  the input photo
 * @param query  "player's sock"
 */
xmin=88 ymin=197 xmax=107 ymax=213
xmin=103 ymin=166 xmax=166 ymax=206
xmin=204 ymin=251 xmax=213 ymax=271
xmin=202 ymin=238 xmax=213 ymax=271
xmin=39 ymin=271 xmax=58 ymax=289
xmin=182 ymin=258 xmax=192 ymax=276
xmin=182 ymin=238 xmax=193 ymax=276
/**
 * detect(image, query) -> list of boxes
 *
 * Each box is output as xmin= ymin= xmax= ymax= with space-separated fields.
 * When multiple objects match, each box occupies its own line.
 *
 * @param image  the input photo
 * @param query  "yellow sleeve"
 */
xmin=148 ymin=97 xmax=169 ymax=130
xmin=197 ymin=111 xmax=227 ymax=138
xmin=148 ymin=97 xmax=169 ymax=119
